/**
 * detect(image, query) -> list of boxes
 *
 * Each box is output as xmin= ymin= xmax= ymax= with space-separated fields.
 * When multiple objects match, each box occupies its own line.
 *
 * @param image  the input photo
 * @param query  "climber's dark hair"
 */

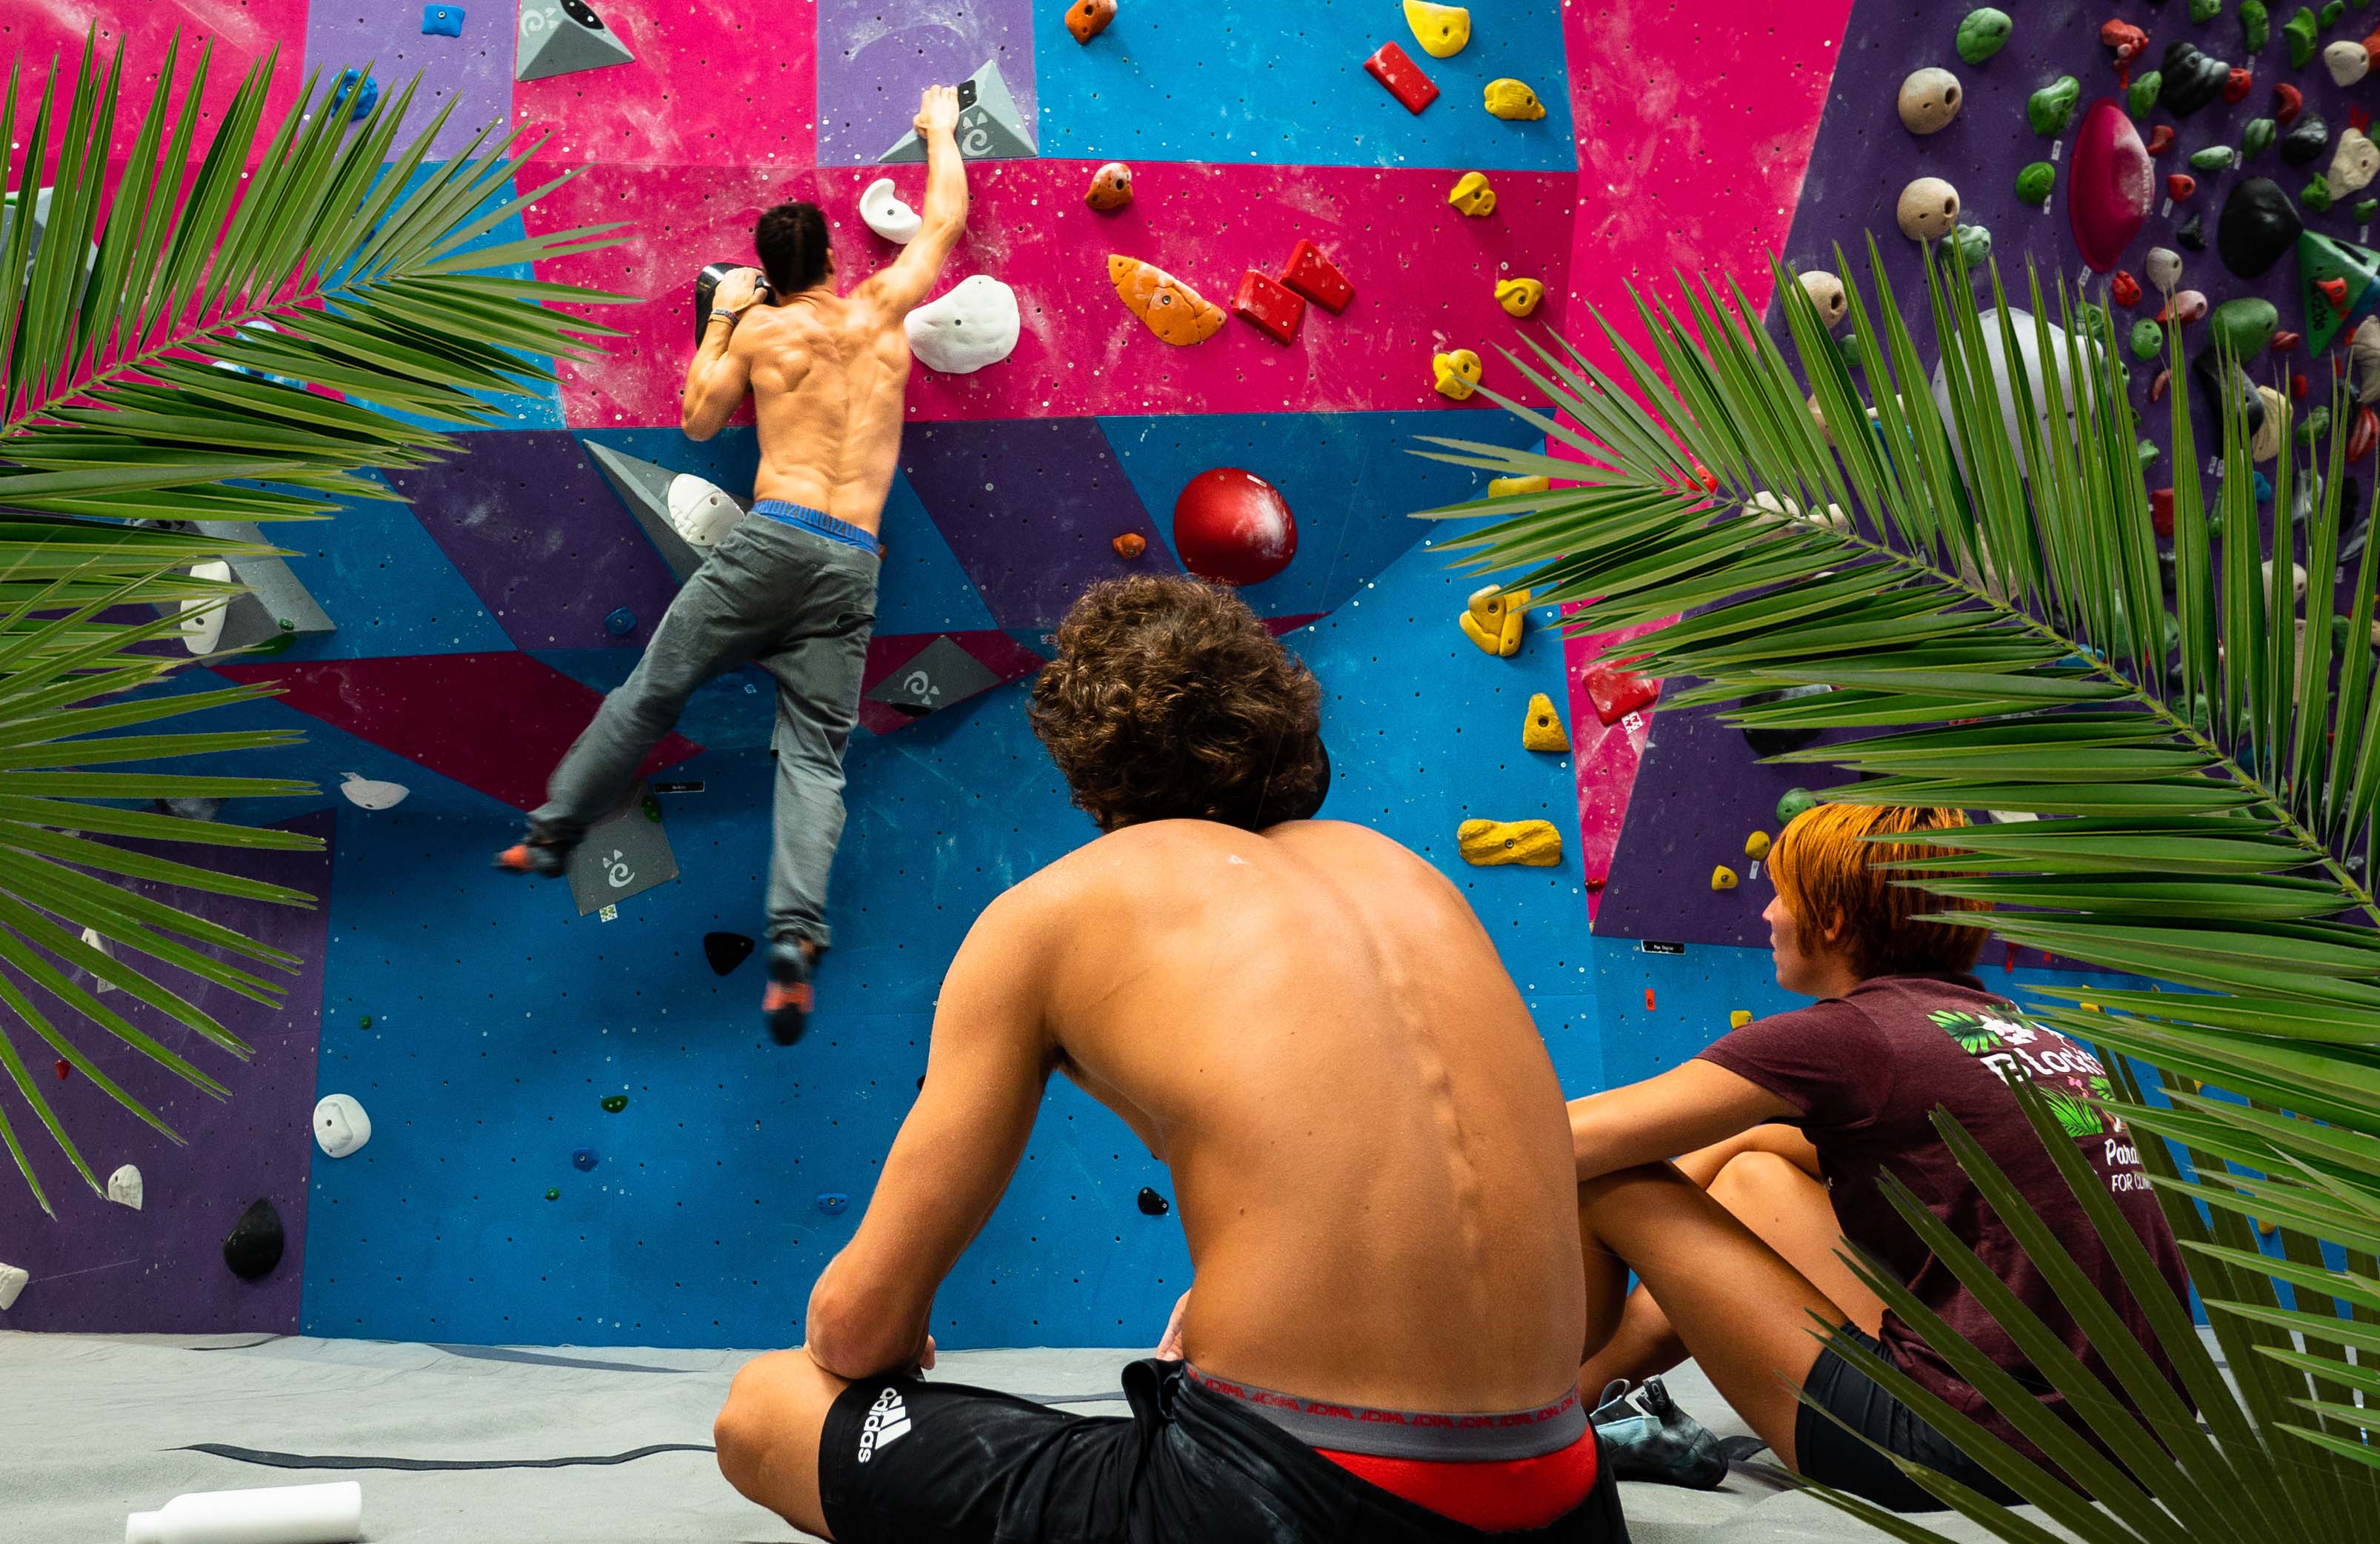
xmin=755 ymin=202 xmax=830 ymax=296
xmin=1031 ymin=576 xmax=1331 ymax=834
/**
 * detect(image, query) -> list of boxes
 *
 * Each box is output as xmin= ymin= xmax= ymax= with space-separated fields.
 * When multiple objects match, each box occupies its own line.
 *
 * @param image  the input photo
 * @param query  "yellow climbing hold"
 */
xmin=1433 ymin=348 xmax=1484 ymax=400
xmin=1730 ymin=1010 xmax=1753 ymax=1029
xmin=1712 ymin=865 xmax=1739 ymax=891
xmin=1459 ymin=582 xmax=1527 ymax=656
xmin=1447 ymin=170 xmax=1497 ymax=216
xmin=1744 ymin=830 xmax=1772 ymax=860
xmin=1483 ymin=79 xmax=1547 ymax=121
xmin=1403 ymin=0 xmax=1470 ymax=58
xmin=1495 ymin=276 xmax=1544 ymax=316
xmin=1458 ymin=818 xmax=1562 ymax=867
xmin=1521 ymin=692 xmax=1570 ymax=752
xmin=1488 ymin=474 xmax=1550 ymax=496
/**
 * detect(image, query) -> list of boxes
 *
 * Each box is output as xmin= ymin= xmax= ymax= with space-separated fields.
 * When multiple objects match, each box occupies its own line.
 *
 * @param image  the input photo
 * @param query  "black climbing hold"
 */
xmin=2194 ymin=353 xmax=2268 ymax=438
xmin=223 ymin=1198 xmax=286 ymax=1281
xmin=1739 ymin=685 xmax=1830 ymax=759
xmin=703 ymin=931 xmax=756 ymax=976
xmin=1136 ymin=1187 xmax=1170 ymax=1217
xmin=2158 ymin=41 xmax=2233 ymax=118
xmin=2281 ymin=115 xmax=2332 ymax=167
xmin=2216 ymin=179 xmax=2301 ymax=276
xmin=694 ymin=261 xmax=771 ymax=345
xmin=2176 ymin=213 xmax=2207 ymax=251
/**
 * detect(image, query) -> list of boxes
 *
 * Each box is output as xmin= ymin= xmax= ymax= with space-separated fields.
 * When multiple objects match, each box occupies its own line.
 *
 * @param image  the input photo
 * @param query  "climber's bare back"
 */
xmin=736 ymin=291 xmax=913 ymax=534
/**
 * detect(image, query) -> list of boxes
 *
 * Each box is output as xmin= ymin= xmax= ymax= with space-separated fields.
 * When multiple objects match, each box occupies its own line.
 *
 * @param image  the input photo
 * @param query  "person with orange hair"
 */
xmin=1568 ymin=802 xmax=2189 ymax=1511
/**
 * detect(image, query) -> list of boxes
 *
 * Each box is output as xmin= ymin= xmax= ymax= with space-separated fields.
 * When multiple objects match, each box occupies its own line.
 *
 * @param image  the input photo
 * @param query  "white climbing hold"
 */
xmin=79 ymin=925 xmax=113 ymax=994
xmin=179 ymin=560 xmax=233 ymax=655
xmin=313 ymin=1094 xmax=372 ymax=1159
xmin=0 ymin=1262 xmax=24 ymax=1311
xmin=107 ymin=1164 xmax=142 ymax=1210
xmin=1745 ymin=490 xmax=1802 ymax=524
xmin=2333 ymin=127 xmax=2380 ymax=196
xmin=665 ymin=473 xmax=745 ymax=548
xmin=904 ymin=273 xmax=1021 ymax=374
xmin=859 ymin=177 xmax=922 ymax=244
xmin=1930 ymin=308 xmax=2088 ymax=479
xmin=338 ymin=773 xmax=410 ymax=811
xmin=1798 ymin=270 xmax=1848 ymax=329
xmin=1896 ymin=67 xmax=1963 ymax=136
xmin=2145 ymin=246 xmax=2181 ymax=294
xmin=2265 ymin=558 xmax=2308 ymax=605
xmin=2327 ymin=40 xmax=2371 ymax=88
xmin=1896 ymin=176 xmax=1961 ymax=240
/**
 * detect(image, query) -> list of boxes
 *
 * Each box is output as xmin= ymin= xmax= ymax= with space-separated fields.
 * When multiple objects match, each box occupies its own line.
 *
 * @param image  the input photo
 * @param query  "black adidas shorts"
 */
xmin=818 ymin=1357 xmax=1632 ymax=1544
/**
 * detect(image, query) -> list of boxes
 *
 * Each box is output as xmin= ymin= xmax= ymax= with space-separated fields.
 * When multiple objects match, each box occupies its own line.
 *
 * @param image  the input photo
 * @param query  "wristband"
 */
xmin=708 ymin=308 xmax=741 ymax=326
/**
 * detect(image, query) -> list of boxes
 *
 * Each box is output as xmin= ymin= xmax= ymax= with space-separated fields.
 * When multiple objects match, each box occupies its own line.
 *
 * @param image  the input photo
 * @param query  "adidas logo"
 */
xmin=855 ymin=1387 xmax=910 ymax=1463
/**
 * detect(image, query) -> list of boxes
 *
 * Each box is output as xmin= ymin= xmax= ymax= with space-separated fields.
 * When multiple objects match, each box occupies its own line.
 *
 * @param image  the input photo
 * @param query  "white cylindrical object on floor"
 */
xmin=125 ymin=1480 xmax=361 ymax=1544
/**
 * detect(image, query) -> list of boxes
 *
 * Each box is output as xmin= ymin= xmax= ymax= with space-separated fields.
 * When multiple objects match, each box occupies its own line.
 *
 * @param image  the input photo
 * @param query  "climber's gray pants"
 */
xmin=530 ymin=513 xmax=878 ymax=947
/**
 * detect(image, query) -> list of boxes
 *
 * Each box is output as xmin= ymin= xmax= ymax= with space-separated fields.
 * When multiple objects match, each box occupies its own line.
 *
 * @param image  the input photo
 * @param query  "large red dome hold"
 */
xmin=1172 ymin=467 xmax=1297 ymax=586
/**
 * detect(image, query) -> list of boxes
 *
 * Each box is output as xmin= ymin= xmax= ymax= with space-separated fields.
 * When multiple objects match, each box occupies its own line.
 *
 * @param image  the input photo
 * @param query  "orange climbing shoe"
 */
xmin=493 ymin=839 xmax=567 ymax=878
xmin=764 ymin=942 xmax=816 ymax=1046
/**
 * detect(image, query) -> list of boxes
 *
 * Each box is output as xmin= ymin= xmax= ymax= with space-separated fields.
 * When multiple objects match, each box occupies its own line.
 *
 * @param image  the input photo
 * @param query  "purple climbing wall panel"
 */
xmin=301 ymin=1 xmax=512 ymax=161
xmin=0 ymin=812 xmax=333 ymax=1333
xmin=815 ymin=0 xmax=1038 ymax=165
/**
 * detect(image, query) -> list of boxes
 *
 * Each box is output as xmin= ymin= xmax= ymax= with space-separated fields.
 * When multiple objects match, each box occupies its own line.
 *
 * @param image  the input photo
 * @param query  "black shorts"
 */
xmin=819 ymin=1357 xmax=1633 ymax=1543
xmin=1795 ymin=1326 xmax=2024 ymax=1513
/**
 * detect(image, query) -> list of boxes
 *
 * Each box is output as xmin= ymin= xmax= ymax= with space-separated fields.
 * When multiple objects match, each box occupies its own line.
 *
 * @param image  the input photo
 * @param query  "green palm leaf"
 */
xmin=0 ymin=29 xmax=624 ymax=1213
xmin=1423 ymin=234 xmax=2380 ymax=1518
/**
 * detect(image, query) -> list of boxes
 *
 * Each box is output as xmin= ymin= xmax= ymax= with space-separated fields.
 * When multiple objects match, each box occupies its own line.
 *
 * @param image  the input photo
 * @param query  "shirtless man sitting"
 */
xmin=496 ymin=85 xmax=970 ymax=1047
xmin=711 ymin=576 xmax=1630 ymax=1544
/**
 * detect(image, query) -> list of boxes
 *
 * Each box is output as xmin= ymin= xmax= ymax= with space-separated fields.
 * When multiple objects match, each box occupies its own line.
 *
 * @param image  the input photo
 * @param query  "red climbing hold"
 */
xmin=1230 ymin=269 xmax=1306 ymax=345
xmin=2273 ymin=329 xmax=2302 ymax=353
xmin=2276 ymin=82 xmax=2304 ymax=126
xmin=1644 ymin=988 xmax=1656 ymax=1011
xmin=2111 ymin=270 xmax=2142 ymax=307
xmin=1279 ymin=239 xmax=1354 ymax=313
xmin=2293 ymin=372 xmax=2310 ymax=399
xmin=1693 ymin=463 xmax=1718 ymax=491
xmin=2071 ymin=100 xmax=2155 ymax=273
xmin=1364 ymin=41 xmax=1439 ymax=114
xmin=2144 ymin=124 xmax=2176 ymax=155
xmin=1584 ymin=874 xmax=1607 ymax=892
xmin=1173 ymin=467 xmax=1298 ymax=586
xmin=53 ymin=1059 xmax=68 ymax=1081
xmin=2224 ymin=67 xmax=2253 ymax=104
xmin=2357 ymin=106 xmax=2374 ymax=134
xmin=2351 ymin=405 xmax=2380 ymax=459
xmin=2100 ymin=19 xmax=2150 ymax=72
xmin=1582 ymin=661 xmax=1660 ymax=725
xmin=2150 ymin=487 xmax=2174 ymax=536
xmin=2151 ymin=367 xmax=2171 ymax=402
xmin=2167 ymin=173 xmax=2196 ymax=202
xmin=2319 ymin=275 xmax=2351 ymax=313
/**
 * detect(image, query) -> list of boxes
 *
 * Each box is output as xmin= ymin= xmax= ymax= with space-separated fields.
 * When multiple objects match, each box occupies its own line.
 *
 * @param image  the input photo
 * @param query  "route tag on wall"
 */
xmin=567 ymin=788 xmax=679 ymax=916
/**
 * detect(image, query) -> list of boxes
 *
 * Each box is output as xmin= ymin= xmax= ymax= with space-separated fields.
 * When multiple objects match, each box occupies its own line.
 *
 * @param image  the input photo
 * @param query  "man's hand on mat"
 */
xmin=1154 ymin=1291 xmax=1190 ymax=1362
xmin=916 ymin=84 xmax=960 ymax=138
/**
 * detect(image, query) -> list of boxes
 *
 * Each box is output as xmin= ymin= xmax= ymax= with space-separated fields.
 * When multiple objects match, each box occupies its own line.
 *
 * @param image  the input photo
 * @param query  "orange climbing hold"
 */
xmin=2319 ymin=275 xmax=2350 ymax=313
xmin=1085 ymin=162 xmax=1133 ymax=211
xmin=1108 ymin=255 xmax=1226 ymax=345
xmin=1113 ymin=532 xmax=1147 ymax=559
xmin=1065 ymin=0 xmax=1116 ymax=43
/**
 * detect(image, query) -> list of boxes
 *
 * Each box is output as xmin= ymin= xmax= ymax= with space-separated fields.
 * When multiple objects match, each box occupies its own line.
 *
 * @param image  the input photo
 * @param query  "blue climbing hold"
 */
xmin=571 ymin=1146 xmax=598 ymax=1171
xmin=422 ymin=4 xmax=465 ymax=36
xmin=336 ymin=69 xmax=380 ymax=122
xmin=816 ymin=1193 xmax=849 ymax=1216
xmin=2253 ymin=470 xmax=2274 ymax=503
xmin=604 ymin=606 xmax=636 ymax=637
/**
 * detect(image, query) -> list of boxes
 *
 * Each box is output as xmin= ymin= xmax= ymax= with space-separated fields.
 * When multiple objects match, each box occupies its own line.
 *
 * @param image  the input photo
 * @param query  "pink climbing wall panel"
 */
xmin=510 ymin=0 xmax=818 ymax=170
xmin=0 ymin=0 xmax=310 ymax=177
xmin=522 ymin=158 xmax=1576 ymax=427
xmin=1554 ymin=0 xmax=1850 ymax=911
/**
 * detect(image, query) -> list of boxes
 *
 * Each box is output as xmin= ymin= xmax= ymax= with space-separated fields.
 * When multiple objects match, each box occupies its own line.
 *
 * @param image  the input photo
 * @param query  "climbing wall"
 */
xmin=3 ymin=0 xmax=1888 ymax=1346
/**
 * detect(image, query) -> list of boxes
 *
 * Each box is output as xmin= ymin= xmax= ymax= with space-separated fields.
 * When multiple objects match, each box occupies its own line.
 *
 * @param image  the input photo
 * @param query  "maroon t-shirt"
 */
xmin=1698 ymin=974 xmax=2192 ymax=1459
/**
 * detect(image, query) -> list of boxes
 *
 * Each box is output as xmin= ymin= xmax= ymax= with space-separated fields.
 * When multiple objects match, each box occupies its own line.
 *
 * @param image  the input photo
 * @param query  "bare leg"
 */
xmin=715 ymin=1348 xmax=850 ymax=1540
xmin=1577 ymin=1162 xmax=1852 ymax=1468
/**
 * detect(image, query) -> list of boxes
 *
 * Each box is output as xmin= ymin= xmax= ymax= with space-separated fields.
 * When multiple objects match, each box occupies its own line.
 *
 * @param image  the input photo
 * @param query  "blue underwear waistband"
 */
xmin=752 ymin=499 xmax=879 ymax=554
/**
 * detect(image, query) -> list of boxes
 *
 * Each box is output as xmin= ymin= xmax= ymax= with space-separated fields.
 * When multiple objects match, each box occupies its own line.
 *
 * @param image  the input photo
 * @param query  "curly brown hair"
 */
xmin=1030 ymin=576 xmax=1330 ymax=832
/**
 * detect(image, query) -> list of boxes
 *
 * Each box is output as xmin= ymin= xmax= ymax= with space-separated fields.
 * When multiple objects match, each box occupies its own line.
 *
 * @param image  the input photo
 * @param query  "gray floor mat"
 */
xmin=1 ymin=1331 xmax=2085 ymax=1544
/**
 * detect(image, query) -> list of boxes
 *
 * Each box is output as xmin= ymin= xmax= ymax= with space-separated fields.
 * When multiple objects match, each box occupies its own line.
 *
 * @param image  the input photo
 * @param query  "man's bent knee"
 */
xmin=715 ymin=1349 xmax=843 ymax=1534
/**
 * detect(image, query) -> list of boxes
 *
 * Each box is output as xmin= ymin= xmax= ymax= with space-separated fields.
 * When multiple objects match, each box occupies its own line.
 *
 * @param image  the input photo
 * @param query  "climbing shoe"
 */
xmin=763 ymin=941 xmax=816 ymax=1046
xmin=1590 ymin=1376 xmax=1730 ymax=1489
xmin=493 ymin=836 xmax=569 ymax=878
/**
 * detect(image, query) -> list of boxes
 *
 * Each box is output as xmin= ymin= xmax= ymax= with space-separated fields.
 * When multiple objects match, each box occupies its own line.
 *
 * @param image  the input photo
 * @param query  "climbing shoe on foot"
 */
xmin=493 ymin=837 xmax=568 ymax=878
xmin=1590 ymin=1377 xmax=1729 ymax=1489
xmin=763 ymin=942 xmax=816 ymax=1046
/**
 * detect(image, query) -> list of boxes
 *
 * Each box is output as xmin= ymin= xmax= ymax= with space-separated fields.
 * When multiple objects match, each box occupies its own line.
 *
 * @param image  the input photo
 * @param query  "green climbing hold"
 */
xmin=1956 ymin=7 xmax=2013 ymax=64
xmin=2190 ymin=144 xmax=2239 ymax=170
xmin=1942 ymin=223 xmax=1993 ymax=266
xmin=2286 ymin=5 xmax=2319 ymax=67
xmin=2322 ymin=0 xmax=2345 ymax=23
xmin=2192 ymin=0 xmax=2224 ymax=17
xmin=2128 ymin=71 xmax=2164 ymax=117
xmin=601 ymin=1094 xmax=629 ymax=1113
xmin=2136 ymin=437 xmax=2163 ymax=467
xmin=2299 ymin=405 xmax=2334 ymax=442
xmin=1776 ymin=788 xmax=1820 ymax=825
xmin=2359 ymin=198 xmax=2380 ymax=221
xmin=2016 ymin=161 xmax=2056 ymax=203
xmin=2242 ymin=0 xmax=2271 ymax=50
xmin=641 ymin=794 xmax=661 ymax=822
xmin=2307 ymin=173 xmax=2337 ymax=213
xmin=2208 ymin=296 xmax=2281 ymax=358
xmin=1835 ymin=332 xmax=1861 ymax=373
xmin=359 ymin=1014 xmax=373 ymax=1030
xmin=2244 ymin=117 xmax=2277 ymax=155
xmin=2130 ymin=319 xmax=2167 ymax=359
xmin=2028 ymin=76 xmax=2081 ymax=136
xmin=545 ymin=1188 xmax=561 ymax=1201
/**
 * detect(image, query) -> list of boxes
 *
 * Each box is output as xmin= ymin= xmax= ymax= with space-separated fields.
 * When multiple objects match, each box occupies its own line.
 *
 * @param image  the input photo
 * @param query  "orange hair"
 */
xmin=1767 ymin=803 xmax=1991 ymax=979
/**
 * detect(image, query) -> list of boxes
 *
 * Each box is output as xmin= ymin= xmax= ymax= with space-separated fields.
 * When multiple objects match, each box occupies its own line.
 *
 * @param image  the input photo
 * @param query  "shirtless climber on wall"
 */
xmin=709 ymin=576 xmax=1631 ymax=1544
xmin=496 ymin=85 xmax=970 ymax=1047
